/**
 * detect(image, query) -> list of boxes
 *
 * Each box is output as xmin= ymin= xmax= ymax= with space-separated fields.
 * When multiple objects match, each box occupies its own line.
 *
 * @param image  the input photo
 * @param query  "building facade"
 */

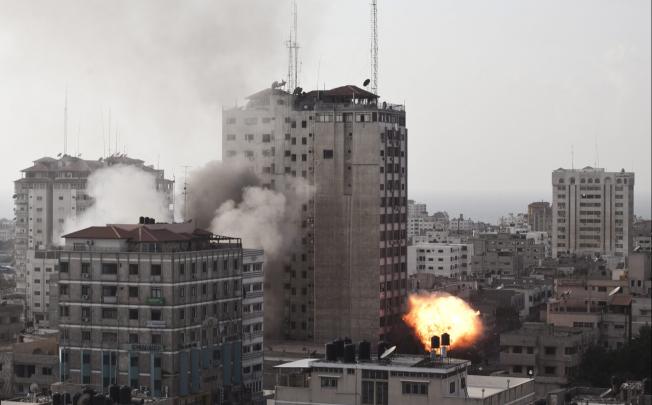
xmin=551 ymin=167 xmax=634 ymax=258
xmin=500 ymin=322 xmax=596 ymax=398
xmin=471 ymin=233 xmax=544 ymax=280
xmin=241 ymin=249 xmax=265 ymax=403
xmin=274 ymin=355 xmax=535 ymax=405
xmin=407 ymin=243 xmax=473 ymax=278
xmin=222 ymin=86 xmax=408 ymax=344
xmin=0 ymin=218 xmax=14 ymax=242
xmin=13 ymin=155 xmax=174 ymax=326
xmin=53 ymin=222 xmax=246 ymax=404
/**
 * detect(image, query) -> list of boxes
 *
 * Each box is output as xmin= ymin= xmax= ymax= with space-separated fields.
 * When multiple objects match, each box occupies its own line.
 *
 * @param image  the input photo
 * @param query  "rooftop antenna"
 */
xmin=285 ymin=0 xmax=299 ymax=92
xmin=101 ymin=109 xmax=106 ymax=158
xmin=594 ymin=135 xmax=599 ymax=168
xmin=571 ymin=145 xmax=574 ymax=170
xmin=181 ymin=165 xmax=191 ymax=221
xmin=108 ymin=108 xmax=112 ymax=156
xmin=63 ymin=87 xmax=68 ymax=156
xmin=370 ymin=0 xmax=378 ymax=95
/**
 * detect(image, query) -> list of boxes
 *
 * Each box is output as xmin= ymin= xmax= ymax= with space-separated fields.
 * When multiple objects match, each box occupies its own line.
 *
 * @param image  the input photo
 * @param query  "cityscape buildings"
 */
xmin=52 ymin=221 xmax=256 ymax=404
xmin=527 ymin=202 xmax=552 ymax=234
xmin=551 ymin=167 xmax=635 ymax=258
xmin=222 ymin=85 xmax=408 ymax=344
xmin=407 ymin=243 xmax=473 ymax=278
xmin=13 ymin=155 xmax=174 ymax=326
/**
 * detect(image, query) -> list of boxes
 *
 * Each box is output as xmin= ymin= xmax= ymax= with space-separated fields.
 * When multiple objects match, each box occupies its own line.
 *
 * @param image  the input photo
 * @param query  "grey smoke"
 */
xmin=185 ymin=160 xmax=313 ymax=259
xmin=184 ymin=160 xmax=260 ymax=230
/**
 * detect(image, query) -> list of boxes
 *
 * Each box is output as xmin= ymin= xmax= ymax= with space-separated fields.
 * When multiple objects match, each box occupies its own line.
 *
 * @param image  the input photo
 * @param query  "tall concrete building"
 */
xmin=551 ymin=167 xmax=634 ymax=258
xmin=53 ymin=221 xmax=256 ymax=404
xmin=13 ymin=154 xmax=174 ymax=325
xmin=222 ymin=85 xmax=407 ymax=344
xmin=527 ymin=202 xmax=552 ymax=234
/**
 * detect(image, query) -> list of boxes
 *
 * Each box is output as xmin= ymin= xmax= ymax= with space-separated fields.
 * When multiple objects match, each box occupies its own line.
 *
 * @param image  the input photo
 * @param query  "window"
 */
xmin=151 ymin=287 xmax=162 ymax=298
xmin=102 ymin=308 xmax=117 ymax=319
xmin=544 ymin=346 xmax=556 ymax=355
xmin=323 ymin=149 xmax=333 ymax=159
xmin=262 ymin=134 xmax=271 ymax=143
xmin=449 ymin=381 xmax=456 ymax=394
xmin=81 ymin=331 xmax=91 ymax=342
xmin=129 ymin=334 xmax=139 ymax=344
xmin=151 ymin=334 xmax=161 ymax=345
xmin=101 ymin=263 xmax=117 ymax=275
xmin=129 ymin=263 xmax=139 ymax=275
xmin=321 ymin=377 xmax=338 ymax=388
xmin=362 ymin=381 xmax=374 ymax=404
xmin=129 ymin=309 xmax=139 ymax=320
xmin=59 ymin=262 xmax=69 ymax=273
xmin=544 ymin=366 xmax=556 ymax=375
xmin=402 ymin=382 xmax=428 ymax=395
xmin=129 ymin=286 xmax=139 ymax=298
xmin=513 ymin=365 xmax=522 ymax=373
xmin=151 ymin=264 xmax=161 ymax=276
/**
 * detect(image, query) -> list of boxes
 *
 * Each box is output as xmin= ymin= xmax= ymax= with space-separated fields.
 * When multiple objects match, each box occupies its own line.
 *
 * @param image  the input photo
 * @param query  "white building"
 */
xmin=273 ymin=354 xmax=535 ymax=405
xmin=0 ymin=218 xmax=14 ymax=242
xmin=449 ymin=215 xmax=475 ymax=233
xmin=13 ymin=154 xmax=174 ymax=326
xmin=242 ymin=248 xmax=265 ymax=403
xmin=408 ymin=243 xmax=474 ymax=277
xmin=551 ymin=167 xmax=634 ymax=258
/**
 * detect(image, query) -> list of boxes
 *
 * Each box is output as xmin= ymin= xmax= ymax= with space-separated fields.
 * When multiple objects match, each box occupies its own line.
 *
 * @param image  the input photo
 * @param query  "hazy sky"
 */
xmin=1 ymin=0 xmax=650 ymax=222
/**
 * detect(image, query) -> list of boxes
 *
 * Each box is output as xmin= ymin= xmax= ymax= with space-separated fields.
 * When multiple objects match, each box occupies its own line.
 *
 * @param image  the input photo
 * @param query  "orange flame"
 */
xmin=402 ymin=292 xmax=483 ymax=351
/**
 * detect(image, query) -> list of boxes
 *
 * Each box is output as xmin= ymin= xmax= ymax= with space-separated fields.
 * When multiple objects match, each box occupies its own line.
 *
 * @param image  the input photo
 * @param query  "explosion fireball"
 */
xmin=402 ymin=293 xmax=483 ymax=351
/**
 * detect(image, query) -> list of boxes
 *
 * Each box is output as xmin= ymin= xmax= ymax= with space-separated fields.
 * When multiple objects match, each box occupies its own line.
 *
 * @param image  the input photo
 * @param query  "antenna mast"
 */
xmin=370 ymin=0 xmax=378 ymax=95
xmin=286 ymin=0 xmax=299 ymax=92
xmin=63 ymin=88 xmax=68 ymax=155
xmin=181 ymin=165 xmax=191 ymax=221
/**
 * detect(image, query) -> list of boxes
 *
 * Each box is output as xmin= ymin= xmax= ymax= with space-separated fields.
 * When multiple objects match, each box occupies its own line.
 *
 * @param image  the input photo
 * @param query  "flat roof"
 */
xmin=275 ymin=355 xmax=470 ymax=375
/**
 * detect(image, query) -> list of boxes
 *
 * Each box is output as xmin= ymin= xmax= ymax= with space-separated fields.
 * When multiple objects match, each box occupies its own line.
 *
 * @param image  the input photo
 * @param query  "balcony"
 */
xmin=145 ymin=297 xmax=166 ymax=306
xmin=146 ymin=320 xmax=166 ymax=328
xmin=102 ymin=296 xmax=117 ymax=304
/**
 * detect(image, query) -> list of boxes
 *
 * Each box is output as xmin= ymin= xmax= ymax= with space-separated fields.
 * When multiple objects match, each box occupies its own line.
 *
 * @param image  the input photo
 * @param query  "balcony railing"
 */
xmin=145 ymin=297 xmax=166 ymax=306
xmin=146 ymin=320 xmax=166 ymax=328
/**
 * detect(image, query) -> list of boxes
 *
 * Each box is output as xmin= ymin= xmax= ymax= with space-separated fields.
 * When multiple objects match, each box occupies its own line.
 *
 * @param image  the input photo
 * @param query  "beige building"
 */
xmin=408 ymin=243 xmax=473 ymax=277
xmin=14 ymin=155 xmax=174 ymax=326
xmin=551 ymin=167 xmax=634 ymax=258
xmin=500 ymin=322 xmax=596 ymax=398
xmin=273 ymin=354 xmax=535 ymax=405
xmin=222 ymin=86 xmax=408 ymax=345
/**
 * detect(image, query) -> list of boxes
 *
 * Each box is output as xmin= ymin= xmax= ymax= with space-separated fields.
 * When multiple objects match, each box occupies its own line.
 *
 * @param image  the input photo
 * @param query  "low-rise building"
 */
xmin=499 ymin=322 xmax=596 ymax=398
xmin=471 ymin=233 xmax=544 ymax=280
xmin=408 ymin=243 xmax=473 ymax=278
xmin=0 ymin=302 xmax=24 ymax=343
xmin=273 ymin=353 xmax=535 ymax=404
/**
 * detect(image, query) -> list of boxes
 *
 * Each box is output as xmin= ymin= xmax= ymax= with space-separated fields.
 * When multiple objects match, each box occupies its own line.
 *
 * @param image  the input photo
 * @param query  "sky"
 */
xmin=0 ymin=0 xmax=650 ymax=223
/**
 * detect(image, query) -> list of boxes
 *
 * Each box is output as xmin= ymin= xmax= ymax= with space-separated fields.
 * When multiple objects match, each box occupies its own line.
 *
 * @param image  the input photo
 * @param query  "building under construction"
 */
xmin=222 ymin=85 xmax=408 ymax=345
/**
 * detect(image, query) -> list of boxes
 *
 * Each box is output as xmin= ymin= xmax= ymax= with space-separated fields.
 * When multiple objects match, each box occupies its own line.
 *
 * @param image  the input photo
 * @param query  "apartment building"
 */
xmin=527 ymin=202 xmax=552 ymax=234
xmin=241 ymin=249 xmax=265 ymax=404
xmin=407 ymin=243 xmax=473 ymax=277
xmin=274 ymin=353 xmax=535 ymax=405
xmin=14 ymin=154 xmax=174 ymax=326
xmin=53 ymin=222 xmax=247 ymax=404
xmin=500 ymin=322 xmax=596 ymax=398
xmin=0 ymin=218 xmax=14 ymax=242
xmin=222 ymin=85 xmax=408 ymax=344
xmin=551 ymin=167 xmax=634 ymax=257
xmin=471 ymin=233 xmax=544 ymax=279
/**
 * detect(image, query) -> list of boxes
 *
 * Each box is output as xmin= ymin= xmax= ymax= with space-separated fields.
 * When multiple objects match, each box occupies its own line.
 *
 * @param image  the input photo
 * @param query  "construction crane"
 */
xmin=370 ymin=0 xmax=378 ymax=96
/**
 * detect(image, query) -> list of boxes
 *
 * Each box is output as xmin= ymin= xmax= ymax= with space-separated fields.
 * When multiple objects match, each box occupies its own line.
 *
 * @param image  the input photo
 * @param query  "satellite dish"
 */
xmin=380 ymin=345 xmax=396 ymax=360
xmin=363 ymin=78 xmax=371 ymax=87
xmin=29 ymin=383 xmax=39 ymax=393
xmin=496 ymin=284 xmax=504 ymax=290
xmin=608 ymin=286 xmax=621 ymax=297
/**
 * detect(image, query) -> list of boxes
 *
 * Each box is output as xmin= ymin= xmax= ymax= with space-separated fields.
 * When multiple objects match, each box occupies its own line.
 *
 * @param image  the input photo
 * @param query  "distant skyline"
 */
xmin=1 ymin=0 xmax=650 ymax=223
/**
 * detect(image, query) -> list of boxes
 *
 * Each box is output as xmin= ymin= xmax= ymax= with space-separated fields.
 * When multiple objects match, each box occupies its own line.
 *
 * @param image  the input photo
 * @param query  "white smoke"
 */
xmin=57 ymin=164 xmax=171 ymax=243
xmin=210 ymin=179 xmax=313 ymax=259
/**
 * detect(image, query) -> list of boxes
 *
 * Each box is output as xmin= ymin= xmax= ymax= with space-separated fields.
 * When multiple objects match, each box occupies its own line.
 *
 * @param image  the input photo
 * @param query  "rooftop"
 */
xmin=276 ymin=354 xmax=470 ymax=375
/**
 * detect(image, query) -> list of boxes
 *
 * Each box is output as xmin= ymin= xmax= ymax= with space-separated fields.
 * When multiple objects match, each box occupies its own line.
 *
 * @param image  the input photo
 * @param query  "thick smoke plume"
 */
xmin=184 ymin=160 xmax=260 ymax=229
xmin=58 ymin=165 xmax=171 ymax=243
xmin=185 ymin=160 xmax=312 ymax=259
